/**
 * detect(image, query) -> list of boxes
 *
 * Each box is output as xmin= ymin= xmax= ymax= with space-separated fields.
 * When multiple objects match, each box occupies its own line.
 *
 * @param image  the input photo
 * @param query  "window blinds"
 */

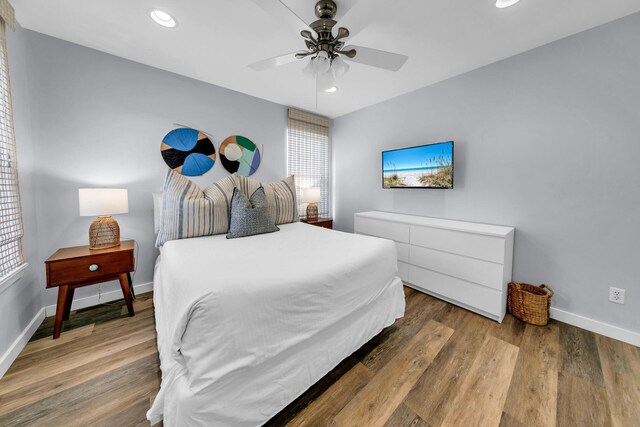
xmin=0 ymin=1 xmax=14 ymax=31
xmin=0 ymin=17 xmax=24 ymax=280
xmin=287 ymin=109 xmax=331 ymax=218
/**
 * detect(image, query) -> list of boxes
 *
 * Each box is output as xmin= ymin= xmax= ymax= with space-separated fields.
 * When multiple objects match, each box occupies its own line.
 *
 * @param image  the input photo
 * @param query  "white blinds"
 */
xmin=0 ymin=18 xmax=24 ymax=280
xmin=287 ymin=109 xmax=331 ymax=218
xmin=0 ymin=1 xmax=14 ymax=31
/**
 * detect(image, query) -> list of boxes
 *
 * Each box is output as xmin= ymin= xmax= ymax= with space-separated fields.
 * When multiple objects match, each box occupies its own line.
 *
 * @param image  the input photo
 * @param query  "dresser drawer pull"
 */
xmin=89 ymin=264 xmax=99 ymax=272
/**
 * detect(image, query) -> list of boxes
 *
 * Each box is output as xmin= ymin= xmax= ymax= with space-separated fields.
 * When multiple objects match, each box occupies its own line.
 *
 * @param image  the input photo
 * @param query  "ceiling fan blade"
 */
xmin=248 ymin=52 xmax=299 ymax=71
xmin=342 ymin=45 xmax=408 ymax=72
xmin=248 ymin=0 xmax=312 ymax=34
xmin=339 ymin=0 xmax=411 ymax=40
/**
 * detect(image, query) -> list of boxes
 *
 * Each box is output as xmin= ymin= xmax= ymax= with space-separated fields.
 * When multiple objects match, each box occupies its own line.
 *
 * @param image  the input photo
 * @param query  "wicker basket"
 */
xmin=507 ymin=282 xmax=554 ymax=326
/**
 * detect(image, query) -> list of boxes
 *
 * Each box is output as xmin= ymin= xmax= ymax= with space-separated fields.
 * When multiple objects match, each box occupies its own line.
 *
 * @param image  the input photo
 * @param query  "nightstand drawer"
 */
xmin=46 ymin=251 xmax=133 ymax=287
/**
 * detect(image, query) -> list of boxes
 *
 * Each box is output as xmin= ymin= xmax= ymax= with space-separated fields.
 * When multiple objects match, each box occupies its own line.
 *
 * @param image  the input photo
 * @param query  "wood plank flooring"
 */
xmin=1 ymin=288 xmax=638 ymax=427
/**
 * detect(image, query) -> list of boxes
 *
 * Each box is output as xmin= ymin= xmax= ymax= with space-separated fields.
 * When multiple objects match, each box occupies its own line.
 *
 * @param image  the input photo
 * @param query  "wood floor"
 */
xmin=1 ymin=287 xmax=638 ymax=426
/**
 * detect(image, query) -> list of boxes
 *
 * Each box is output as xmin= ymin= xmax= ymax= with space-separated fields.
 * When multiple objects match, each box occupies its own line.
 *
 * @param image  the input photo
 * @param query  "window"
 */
xmin=287 ymin=109 xmax=331 ymax=218
xmin=0 ymin=6 xmax=25 ymax=282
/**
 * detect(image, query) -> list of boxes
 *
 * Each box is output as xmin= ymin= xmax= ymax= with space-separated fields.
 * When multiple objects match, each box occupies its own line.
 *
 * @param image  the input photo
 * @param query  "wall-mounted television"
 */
xmin=382 ymin=141 xmax=454 ymax=189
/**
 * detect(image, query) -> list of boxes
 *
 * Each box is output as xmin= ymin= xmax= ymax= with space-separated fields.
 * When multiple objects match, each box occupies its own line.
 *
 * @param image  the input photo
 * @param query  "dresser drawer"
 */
xmin=46 ymin=251 xmax=133 ymax=287
xmin=410 ymin=245 xmax=504 ymax=290
xmin=408 ymin=265 xmax=504 ymax=318
xmin=397 ymin=261 xmax=409 ymax=282
xmin=354 ymin=216 xmax=410 ymax=243
xmin=396 ymin=242 xmax=409 ymax=263
xmin=410 ymin=225 xmax=506 ymax=264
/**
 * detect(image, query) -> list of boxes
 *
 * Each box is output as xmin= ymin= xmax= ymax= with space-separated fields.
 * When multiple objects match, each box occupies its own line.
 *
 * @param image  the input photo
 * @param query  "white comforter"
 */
xmin=148 ymin=222 xmax=405 ymax=426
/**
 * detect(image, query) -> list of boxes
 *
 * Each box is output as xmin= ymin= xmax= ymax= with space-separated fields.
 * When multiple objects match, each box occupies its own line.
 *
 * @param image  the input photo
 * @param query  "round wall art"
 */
xmin=219 ymin=135 xmax=261 ymax=176
xmin=161 ymin=128 xmax=216 ymax=176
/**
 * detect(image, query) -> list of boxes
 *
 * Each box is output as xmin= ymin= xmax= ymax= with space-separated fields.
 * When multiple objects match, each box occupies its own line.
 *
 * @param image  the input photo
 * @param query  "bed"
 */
xmin=147 ymin=222 xmax=405 ymax=426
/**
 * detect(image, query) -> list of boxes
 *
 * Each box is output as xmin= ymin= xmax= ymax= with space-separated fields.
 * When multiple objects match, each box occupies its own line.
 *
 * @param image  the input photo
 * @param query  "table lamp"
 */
xmin=303 ymin=187 xmax=320 ymax=222
xmin=79 ymin=188 xmax=129 ymax=249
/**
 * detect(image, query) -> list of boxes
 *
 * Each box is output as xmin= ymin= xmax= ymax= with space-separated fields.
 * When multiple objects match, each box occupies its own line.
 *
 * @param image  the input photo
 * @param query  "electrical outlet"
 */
xmin=609 ymin=287 xmax=625 ymax=304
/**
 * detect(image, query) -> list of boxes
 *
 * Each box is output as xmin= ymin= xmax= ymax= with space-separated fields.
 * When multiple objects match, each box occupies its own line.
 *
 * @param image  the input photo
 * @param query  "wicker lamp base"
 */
xmin=89 ymin=215 xmax=121 ymax=249
xmin=306 ymin=203 xmax=319 ymax=222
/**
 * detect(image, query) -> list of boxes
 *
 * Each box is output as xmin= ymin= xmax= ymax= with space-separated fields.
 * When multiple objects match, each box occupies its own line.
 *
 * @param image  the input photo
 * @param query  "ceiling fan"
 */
xmin=248 ymin=0 xmax=409 ymax=92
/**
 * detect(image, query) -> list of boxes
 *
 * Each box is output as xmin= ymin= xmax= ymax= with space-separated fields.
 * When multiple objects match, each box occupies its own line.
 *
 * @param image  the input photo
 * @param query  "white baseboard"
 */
xmin=44 ymin=282 xmax=154 ymax=318
xmin=0 ymin=307 xmax=46 ymax=378
xmin=550 ymin=307 xmax=640 ymax=347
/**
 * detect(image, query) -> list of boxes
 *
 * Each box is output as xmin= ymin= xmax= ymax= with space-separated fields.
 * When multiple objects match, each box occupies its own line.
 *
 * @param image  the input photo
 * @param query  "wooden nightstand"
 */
xmin=45 ymin=240 xmax=135 ymax=339
xmin=302 ymin=217 xmax=333 ymax=230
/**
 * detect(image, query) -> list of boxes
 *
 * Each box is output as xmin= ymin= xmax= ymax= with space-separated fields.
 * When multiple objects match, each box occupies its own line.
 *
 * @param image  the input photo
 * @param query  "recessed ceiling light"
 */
xmin=324 ymin=86 xmax=338 ymax=93
xmin=495 ymin=0 xmax=521 ymax=8
xmin=150 ymin=9 xmax=177 ymax=28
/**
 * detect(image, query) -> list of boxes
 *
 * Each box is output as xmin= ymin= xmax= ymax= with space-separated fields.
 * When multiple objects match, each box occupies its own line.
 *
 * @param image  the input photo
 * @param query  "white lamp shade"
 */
xmin=79 ymin=188 xmax=129 ymax=217
xmin=303 ymin=187 xmax=321 ymax=203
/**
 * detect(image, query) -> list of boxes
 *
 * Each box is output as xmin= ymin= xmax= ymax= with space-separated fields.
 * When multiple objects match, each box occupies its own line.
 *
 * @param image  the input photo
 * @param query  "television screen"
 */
xmin=382 ymin=141 xmax=454 ymax=189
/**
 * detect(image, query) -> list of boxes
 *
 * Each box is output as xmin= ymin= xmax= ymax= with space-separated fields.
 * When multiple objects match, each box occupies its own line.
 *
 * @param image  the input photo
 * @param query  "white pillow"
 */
xmin=152 ymin=192 xmax=163 ymax=234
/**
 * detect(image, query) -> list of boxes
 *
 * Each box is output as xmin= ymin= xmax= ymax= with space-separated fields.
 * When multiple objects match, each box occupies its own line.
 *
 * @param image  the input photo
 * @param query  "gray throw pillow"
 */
xmin=227 ymin=187 xmax=280 ymax=239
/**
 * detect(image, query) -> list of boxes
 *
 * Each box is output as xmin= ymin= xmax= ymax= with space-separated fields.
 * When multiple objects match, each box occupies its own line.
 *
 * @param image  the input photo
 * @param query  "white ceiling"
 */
xmin=12 ymin=0 xmax=640 ymax=118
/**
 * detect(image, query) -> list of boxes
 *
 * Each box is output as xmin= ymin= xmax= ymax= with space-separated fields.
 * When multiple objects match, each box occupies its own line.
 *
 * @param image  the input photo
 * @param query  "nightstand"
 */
xmin=45 ymin=240 xmax=135 ymax=339
xmin=302 ymin=217 xmax=333 ymax=230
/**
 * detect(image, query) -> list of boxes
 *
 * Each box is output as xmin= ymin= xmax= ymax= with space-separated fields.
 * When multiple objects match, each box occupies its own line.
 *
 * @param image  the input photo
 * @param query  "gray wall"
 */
xmin=18 ymin=30 xmax=288 ymax=308
xmin=1 ymin=25 xmax=43 ymax=354
xmin=333 ymin=13 xmax=640 ymax=332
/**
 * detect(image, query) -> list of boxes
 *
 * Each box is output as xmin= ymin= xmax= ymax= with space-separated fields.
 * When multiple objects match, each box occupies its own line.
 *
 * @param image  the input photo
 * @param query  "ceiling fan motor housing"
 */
xmin=304 ymin=0 xmax=355 ymax=60
xmin=315 ymin=0 xmax=337 ymax=19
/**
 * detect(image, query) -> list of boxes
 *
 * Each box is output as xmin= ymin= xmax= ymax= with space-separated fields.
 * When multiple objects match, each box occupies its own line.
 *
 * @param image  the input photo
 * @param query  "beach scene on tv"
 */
xmin=383 ymin=142 xmax=453 ymax=188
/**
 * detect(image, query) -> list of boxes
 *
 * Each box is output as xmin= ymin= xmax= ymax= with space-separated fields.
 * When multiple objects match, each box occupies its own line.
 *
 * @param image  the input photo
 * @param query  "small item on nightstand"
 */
xmin=507 ymin=282 xmax=554 ymax=326
xmin=303 ymin=187 xmax=320 ymax=222
xmin=79 ymin=188 xmax=129 ymax=249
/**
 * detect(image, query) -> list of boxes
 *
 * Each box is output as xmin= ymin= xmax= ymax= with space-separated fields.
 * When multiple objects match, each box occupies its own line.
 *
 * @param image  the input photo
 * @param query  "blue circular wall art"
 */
xmin=161 ymin=128 xmax=216 ymax=176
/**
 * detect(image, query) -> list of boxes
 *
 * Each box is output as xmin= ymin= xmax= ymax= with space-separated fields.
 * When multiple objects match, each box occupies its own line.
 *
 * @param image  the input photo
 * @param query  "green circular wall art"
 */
xmin=219 ymin=135 xmax=261 ymax=176
xmin=161 ymin=128 xmax=216 ymax=176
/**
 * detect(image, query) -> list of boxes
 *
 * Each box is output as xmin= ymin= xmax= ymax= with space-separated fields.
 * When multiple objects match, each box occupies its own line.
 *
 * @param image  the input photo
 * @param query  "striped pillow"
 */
xmin=155 ymin=170 xmax=237 ymax=247
xmin=235 ymin=175 xmax=299 ymax=225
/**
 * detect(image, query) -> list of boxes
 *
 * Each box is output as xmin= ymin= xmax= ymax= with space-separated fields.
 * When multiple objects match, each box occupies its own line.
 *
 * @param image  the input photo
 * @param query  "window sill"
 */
xmin=0 ymin=263 xmax=29 ymax=296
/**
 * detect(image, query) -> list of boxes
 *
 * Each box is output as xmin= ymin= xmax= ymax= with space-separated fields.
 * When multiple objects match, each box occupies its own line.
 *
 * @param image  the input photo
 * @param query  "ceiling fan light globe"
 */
xmin=317 ymin=69 xmax=336 ymax=92
xmin=315 ymin=52 xmax=331 ymax=74
xmin=302 ymin=59 xmax=317 ymax=79
xmin=316 ymin=50 xmax=330 ymax=61
xmin=332 ymin=56 xmax=349 ymax=78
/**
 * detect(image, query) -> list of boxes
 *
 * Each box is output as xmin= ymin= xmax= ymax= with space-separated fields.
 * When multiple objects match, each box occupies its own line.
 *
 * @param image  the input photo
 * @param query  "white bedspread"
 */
xmin=148 ymin=222 xmax=405 ymax=426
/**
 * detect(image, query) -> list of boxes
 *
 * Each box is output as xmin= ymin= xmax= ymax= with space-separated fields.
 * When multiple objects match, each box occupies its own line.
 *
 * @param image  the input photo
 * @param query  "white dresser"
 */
xmin=354 ymin=211 xmax=515 ymax=322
